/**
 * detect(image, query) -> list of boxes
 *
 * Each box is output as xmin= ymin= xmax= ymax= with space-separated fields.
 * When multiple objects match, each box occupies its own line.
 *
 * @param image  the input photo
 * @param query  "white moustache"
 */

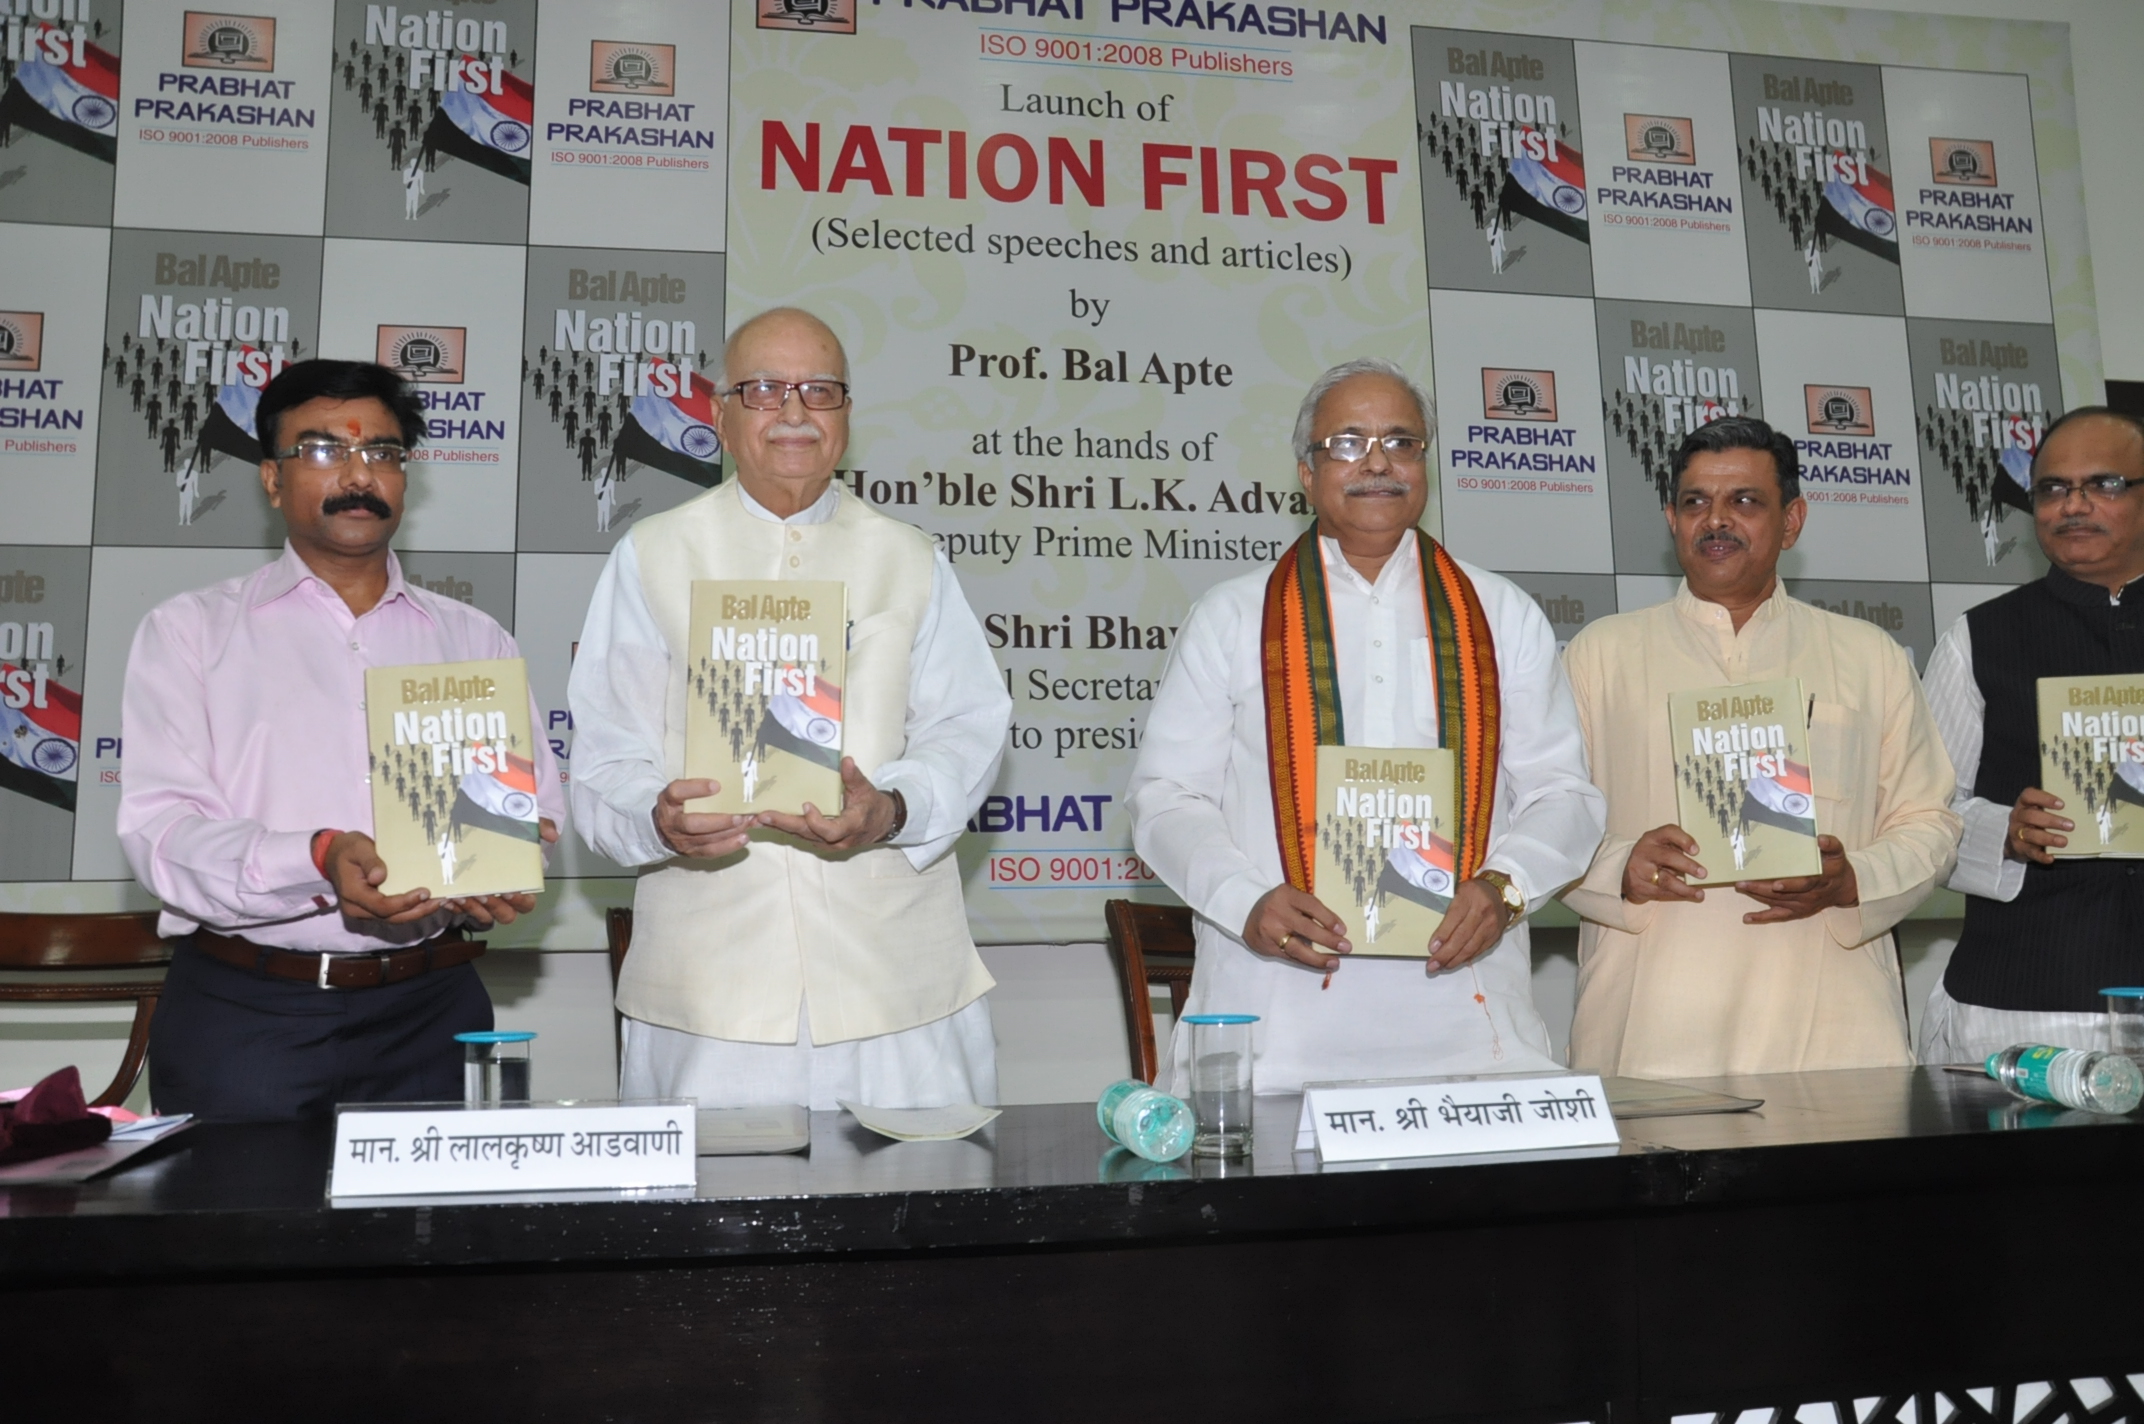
xmin=769 ymin=421 xmax=822 ymax=441
xmin=1343 ymin=477 xmax=1410 ymax=496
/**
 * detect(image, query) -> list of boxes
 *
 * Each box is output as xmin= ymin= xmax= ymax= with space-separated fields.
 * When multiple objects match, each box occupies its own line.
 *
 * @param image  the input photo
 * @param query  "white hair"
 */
xmin=1291 ymin=358 xmax=1437 ymax=466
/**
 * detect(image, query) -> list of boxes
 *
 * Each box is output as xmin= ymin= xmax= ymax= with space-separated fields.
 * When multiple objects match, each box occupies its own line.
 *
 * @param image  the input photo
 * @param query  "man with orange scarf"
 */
xmin=1128 ymin=359 xmax=1606 ymax=1095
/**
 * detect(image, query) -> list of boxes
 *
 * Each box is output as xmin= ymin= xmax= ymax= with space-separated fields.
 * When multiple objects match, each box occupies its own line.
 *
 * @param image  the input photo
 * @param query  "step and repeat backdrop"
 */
xmin=0 ymin=0 xmax=2097 ymax=944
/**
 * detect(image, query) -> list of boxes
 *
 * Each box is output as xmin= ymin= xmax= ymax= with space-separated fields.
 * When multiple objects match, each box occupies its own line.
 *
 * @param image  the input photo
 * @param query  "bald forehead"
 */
xmin=724 ymin=309 xmax=848 ymax=383
xmin=2044 ymin=412 xmax=2144 ymax=467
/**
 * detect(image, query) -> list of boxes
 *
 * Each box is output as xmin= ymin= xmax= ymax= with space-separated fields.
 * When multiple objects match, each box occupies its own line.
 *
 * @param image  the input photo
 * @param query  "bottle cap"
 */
xmin=454 ymin=1030 xmax=538 ymax=1043
xmin=1182 ymin=1013 xmax=1259 ymax=1024
xmin=2100 ymin=987 xmax=2144 ymax=999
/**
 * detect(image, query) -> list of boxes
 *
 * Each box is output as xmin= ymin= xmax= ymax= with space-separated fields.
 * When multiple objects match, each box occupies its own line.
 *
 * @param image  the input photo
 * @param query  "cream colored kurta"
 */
xmin=1560 ymin=582 xmax=1960 ymax=1077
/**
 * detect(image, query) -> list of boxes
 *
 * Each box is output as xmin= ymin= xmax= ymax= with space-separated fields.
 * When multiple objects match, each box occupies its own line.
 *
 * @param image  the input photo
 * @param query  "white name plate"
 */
xmin=330 ymin=1102 xmax=697 ymax=1197
xmin=1297 ymin=1074 xmax=1621 ymax=1164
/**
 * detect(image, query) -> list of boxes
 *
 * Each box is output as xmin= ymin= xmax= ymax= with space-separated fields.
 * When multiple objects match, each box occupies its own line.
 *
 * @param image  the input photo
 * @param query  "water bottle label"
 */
xmin=2006 ymin=1044 xmax=2067 ymax=1104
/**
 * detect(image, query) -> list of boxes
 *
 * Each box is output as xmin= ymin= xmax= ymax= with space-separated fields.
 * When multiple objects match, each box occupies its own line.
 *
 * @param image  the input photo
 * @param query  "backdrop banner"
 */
xmin=0 ymin=0 xmax=2098 ymax=957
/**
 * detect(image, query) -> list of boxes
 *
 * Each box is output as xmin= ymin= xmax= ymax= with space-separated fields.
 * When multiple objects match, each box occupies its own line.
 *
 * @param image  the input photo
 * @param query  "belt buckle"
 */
xmin=318 ymin=952 xmax=335 ymax=990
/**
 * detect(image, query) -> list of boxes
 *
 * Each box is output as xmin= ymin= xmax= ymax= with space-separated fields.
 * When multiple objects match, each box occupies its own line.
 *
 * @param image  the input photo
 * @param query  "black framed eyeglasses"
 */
xmin=274 ymin=438 xmax=409 ymax=471
xmin=725 ymin=379 xmax=850 ymax=411
xmin=2029 ymin=473 xmax=2144 ymax=507
xmin=1313 ymin=433 xmax=1429 ymax=464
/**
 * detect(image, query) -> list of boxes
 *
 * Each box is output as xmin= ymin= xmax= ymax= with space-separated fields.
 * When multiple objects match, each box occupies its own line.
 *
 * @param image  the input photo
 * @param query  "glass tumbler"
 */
xmin=1183 ymin=1013 xmax=1257 ymax=1158
xmin=456 ymin=1030 xmax=535 ymax=1106
xmin=2105 ymin=987 xmax=2144 ymax=1063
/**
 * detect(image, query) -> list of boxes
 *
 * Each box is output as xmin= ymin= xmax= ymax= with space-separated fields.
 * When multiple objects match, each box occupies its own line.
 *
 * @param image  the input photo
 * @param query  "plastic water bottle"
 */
xmin=1095 ymin=1079 xmax=1194 ymax=1163
xmin=1985 ymin=1044 xmax=2144 ymax=1115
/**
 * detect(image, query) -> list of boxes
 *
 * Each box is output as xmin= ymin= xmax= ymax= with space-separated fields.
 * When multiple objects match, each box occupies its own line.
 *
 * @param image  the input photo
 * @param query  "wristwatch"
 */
xmin=1473 ymin=869 xmax=1526 ymax=927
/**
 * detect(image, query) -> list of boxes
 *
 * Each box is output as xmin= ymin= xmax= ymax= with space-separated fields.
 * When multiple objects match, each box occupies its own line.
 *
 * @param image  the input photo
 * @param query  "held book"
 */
xmin=684 ymin=581 xmax=847 ymax=815
xmin=1312 ymin=745 xmax=1458 ymax=957
xmin=2036 ymin=673 xmax=2144 ymax=856
xmin=1666 ymin=677 xmax=1821 ymax=886
xmin=364 ymin=658 xmax=544 ymax=898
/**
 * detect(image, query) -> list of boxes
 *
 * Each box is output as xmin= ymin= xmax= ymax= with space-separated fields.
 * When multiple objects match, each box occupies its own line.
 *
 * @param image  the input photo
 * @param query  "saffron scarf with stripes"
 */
xmin=1260 ymin=525 xmax=1500 ymax=894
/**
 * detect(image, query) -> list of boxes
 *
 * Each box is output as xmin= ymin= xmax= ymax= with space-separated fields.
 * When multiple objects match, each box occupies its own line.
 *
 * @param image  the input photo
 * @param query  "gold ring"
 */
xmin=1649 ymin=867 xmax=1661 ymax=885
xmin=1277 ymin=932 xmax=1292 ymax=949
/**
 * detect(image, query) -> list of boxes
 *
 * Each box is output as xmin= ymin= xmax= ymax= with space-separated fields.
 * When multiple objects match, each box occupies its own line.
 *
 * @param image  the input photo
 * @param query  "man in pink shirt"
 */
xmin=117 ymin=359 xmax=564 ymax=1121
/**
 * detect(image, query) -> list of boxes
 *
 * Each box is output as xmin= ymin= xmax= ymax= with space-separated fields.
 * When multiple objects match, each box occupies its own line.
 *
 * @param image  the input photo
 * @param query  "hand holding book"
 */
xmin=753 ymin=757 xmax=901 ymax=850
xmin=652 ymin=779 xmax=756 ymax=859
xmin=2003 ymin=787 xmax=2072 ymax=865
xmin=325 ymin=822 xmax=558 ymax=927
xmin=1733 ymin=834 xmax=1859 ymax=924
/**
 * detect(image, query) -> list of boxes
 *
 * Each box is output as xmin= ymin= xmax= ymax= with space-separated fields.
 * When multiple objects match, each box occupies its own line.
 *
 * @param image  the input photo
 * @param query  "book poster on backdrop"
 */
xmin=0 ymin=0 xmax=2097 ymax=955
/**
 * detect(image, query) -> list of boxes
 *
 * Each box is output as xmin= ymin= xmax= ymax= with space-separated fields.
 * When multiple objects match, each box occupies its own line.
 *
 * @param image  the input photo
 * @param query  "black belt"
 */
xmin=190 ymin=927 xmax=484 ymax=990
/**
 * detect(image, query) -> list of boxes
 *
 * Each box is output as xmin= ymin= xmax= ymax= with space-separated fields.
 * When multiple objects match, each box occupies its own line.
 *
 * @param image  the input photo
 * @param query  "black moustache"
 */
xmin=2056 ymin=519 xmax=2106 ymax=536
xmin=322 ymin=491 xmax=393 ymax=518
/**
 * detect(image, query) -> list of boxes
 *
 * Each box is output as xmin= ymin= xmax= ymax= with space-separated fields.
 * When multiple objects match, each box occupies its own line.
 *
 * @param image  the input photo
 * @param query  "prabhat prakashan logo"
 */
xmin=1623 ymin=113 xmax=1695 ymax=165
xmin=1930 ymin=138 xmax=1997 ymax=188
xmin=0 ymin=312 xmax=43 ymax=371
xmin=758 ymin=0 xmax=855 ymax=33
xmin=589 ymin=40 xmax=676 ymax=95
xmin=1804 ymin=384 xmax=1876 ymax=437
xmin=182 ymin=11 xmax=276 ymax=71
xmin=1482 ymin=368 xmax=1558 ymax=422
xmin=377 ymin=326 xmax=467 ymax=385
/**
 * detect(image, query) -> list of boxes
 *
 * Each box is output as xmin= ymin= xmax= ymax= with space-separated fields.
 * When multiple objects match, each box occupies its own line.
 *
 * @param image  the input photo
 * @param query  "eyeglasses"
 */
xmin=725 ymin=379 xmax=850 ymax=411
xmin=274 ymin=438 xmax=409 ymax=471
xmin=2029 ymin=474 xmax=2144 ymax=507
xmin=1313 ymin=433 xmax=1429 ymax=464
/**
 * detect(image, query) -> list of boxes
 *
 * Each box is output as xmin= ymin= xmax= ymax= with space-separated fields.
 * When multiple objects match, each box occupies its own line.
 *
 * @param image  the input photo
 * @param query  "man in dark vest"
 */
xmin=1921 ymin=406 xmax=2144 ymax=1062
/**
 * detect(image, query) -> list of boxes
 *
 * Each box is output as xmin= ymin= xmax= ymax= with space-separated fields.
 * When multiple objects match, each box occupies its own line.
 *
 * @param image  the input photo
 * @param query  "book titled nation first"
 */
xmin=364 ymin=659 xmax=545 ymax=898
xmin=684 ymin=581 xmax=847 ymax=816
xmin=1311 ymin=745 xmax=1459 ymax=956
xmin=1666 ymin=677 xmax=1822 ymax=885
xmin=2037 ymin=673 xmax=2144 ymax=857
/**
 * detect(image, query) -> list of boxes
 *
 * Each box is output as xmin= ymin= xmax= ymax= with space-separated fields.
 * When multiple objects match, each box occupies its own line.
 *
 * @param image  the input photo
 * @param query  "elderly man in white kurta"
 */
xmin=569 ymin=308 xmax=1011 ymax=1110
xmin=1128 ymin=359 xmax=1607 ymax=1095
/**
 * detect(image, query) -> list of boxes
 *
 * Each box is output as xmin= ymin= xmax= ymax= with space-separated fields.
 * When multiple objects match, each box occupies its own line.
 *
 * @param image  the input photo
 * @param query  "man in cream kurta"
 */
xmin=569 ymin=309 xmax=1011 ymax=1110
xmin=1562 ymin=417 xmax=1959 ymax=1078
xmin=1129 ymin=360 xmax=1607 ymax=1095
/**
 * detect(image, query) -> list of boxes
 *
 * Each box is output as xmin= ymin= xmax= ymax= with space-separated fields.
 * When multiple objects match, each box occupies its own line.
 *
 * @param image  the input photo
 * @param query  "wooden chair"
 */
xmin=0 ymin=911 xmax=171 ymax=1108
xmin=1102 ymin=900 xmax=1196 ymax=1084
xmin=605 ymin=907 xmax=633 ymax=1062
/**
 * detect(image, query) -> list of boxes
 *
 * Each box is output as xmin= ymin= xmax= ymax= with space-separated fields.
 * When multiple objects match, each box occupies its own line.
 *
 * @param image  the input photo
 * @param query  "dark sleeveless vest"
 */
xmin=1948 ymin=568 xmax=2144 ymax=1012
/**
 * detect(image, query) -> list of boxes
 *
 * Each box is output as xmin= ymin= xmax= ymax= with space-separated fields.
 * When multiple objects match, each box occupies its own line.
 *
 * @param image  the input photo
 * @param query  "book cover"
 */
xmin=2036 ymin=674 xmax=2144 ymax=856
xmin=1312 ymin=745 xmax=1458 ymax=957
xmin=684 ymin=581 xmax=847 ymax=815
xmin=364 ymin=659 xmax=545 ymax=898
xmin=1667 ymin=677 xmax=1822 ymax=886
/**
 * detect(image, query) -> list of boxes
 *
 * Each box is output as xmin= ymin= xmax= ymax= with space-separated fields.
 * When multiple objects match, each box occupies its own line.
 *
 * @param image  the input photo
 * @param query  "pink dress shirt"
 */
xmin=117 ymin=544 xmax=566 ymax=953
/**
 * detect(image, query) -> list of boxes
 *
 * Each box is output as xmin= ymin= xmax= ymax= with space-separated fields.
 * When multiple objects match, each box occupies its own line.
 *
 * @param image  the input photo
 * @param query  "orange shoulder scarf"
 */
xmin=1259 ymin=526 xmax=1500 ymax=893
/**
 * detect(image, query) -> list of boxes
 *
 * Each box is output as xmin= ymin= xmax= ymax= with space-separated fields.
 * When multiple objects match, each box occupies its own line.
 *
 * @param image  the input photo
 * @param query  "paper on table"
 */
xmin=108 ymin=1113 xmax=194 ymax=1142
xmin=1602 ymin=1077 xmax=1764 ymax=1119
xmin=696 ymin=1105 xmax=810 ymax=1156
xmin=840 ymin=1101 xmax=1000 ymax=1142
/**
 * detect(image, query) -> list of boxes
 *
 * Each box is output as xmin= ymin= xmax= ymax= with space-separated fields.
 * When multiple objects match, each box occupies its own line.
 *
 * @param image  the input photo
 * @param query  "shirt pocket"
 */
xmin=1807 ymin=699 xmax=1863 ymax=812
xmin=1407 ymin=637 xmax=1442 ymax=743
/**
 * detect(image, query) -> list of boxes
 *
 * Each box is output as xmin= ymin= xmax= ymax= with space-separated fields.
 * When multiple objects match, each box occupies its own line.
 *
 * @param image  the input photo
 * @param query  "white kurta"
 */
xmin=571 ymin=484 xmax=1008 ymax=1109
xmin=1127 ymin=536 xmax=1607 ymax=1095
xmin=1919 ymin=615 xmax=2106 ymax=1062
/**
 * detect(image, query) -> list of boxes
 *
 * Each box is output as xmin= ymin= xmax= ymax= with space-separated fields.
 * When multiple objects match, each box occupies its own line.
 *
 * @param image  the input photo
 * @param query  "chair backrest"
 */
xmin=1102 ymin=900 xmax=1196 ymax=1084
xmin=0 ymin=912 xmax=171 ymax=1109
xmin=605 ymin=907 xmax=633 ymax=1065
xmin=0 ymin=911 xmax=170 ymax=970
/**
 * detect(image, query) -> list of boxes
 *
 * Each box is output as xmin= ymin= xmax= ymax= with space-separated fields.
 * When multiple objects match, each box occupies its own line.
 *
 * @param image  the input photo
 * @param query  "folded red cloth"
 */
xmin=0 ymin=1066 xmax=114 ymax=1166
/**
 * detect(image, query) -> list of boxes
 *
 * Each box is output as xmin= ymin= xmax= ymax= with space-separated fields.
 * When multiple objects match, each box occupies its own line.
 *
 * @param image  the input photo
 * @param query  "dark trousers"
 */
xmin=148 ymin=940 xmax=492 ymax=1122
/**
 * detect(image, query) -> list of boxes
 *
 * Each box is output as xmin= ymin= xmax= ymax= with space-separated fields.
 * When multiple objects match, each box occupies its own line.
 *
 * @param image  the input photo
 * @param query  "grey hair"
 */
xmin=1291 ymin=357 xmax=1437 ymax=466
